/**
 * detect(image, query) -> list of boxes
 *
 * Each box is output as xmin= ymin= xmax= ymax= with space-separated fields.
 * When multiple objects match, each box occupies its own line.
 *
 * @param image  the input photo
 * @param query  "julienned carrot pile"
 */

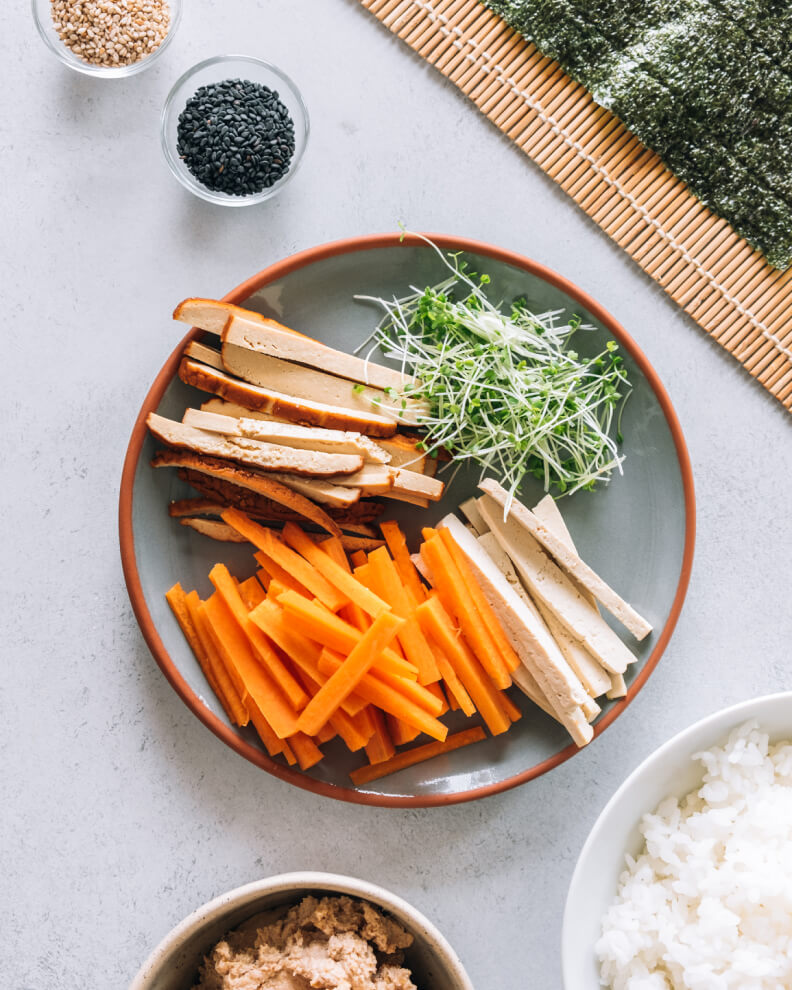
xmin=165 ymin=511 xmax=523 ymax=783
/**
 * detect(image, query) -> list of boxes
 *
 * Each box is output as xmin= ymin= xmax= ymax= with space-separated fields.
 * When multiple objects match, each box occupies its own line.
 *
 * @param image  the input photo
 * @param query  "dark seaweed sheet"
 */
xmin=486 ymin=0 xmax=792 ymax=268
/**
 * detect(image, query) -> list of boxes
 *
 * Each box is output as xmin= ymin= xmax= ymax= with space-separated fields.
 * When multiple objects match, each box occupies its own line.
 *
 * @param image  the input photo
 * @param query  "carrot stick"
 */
xmin=250 ymin=600 xmax=368 ymax=717
xmin=350 ymin=727 xmax=487 ymax=786
xmin=190 ymin=597 xmax=250 ymax=727
xmin=202 ymin=593 xmax=299 ymax=739
xmin=281 ymin=523 xmax=390 ymax=618
xmin=420 ymin=534 xmax=512 ymax=690
xmin=296 ymin=612 xmax=405 ymax=736
xmin=379 ymin=519 xmax=426 ymax=604
xmin=349 ymin=550 xmax=368 ymax=568
xmin=237 ymin=575 xmax=266 ymax=609
xmin=274 ymin=590 xmax=418 ymax=680
xmin=433 ymin=646 xmax=476 ymax=717
xmin=387 ymin=714 xmax=422 ymax=746
xmin=292 ymin=666 xmax=369 ymax=751
xmin=253 ymin=551 xmax=310 ymax=597
xmin=316 ymin=723 xmax=337 ymax=745
xmin=165 ymin=583 xmax=224 ymax=700
xmin=498 ymin=691 xmax=523 ymax=724
xmin=318 ymin=650 xmax=448 ymax=742
xmin=247 ymin=697 xmax=289 ymax=759
xmin=438 ymin=526 xmax=521 ymax=674
xmin=365 ymin=708 xmax=396 ymax=765
xmin=367 ymin=546 xmax=440 ymax=684
xmin=426 ymin=680 xmax=449 ymax=716
xmin=366 ymin=666 xmax=445 ymax=716
xmin=222 ymin=510 xmax=347 ymax=611
xmin=209 ymin=563 xmax=309 ymax=712
xmin=416 ymin=596 xmax=511 ymax=736
xmin=289 ymin=732 xmax=324 ymax=771
xmin=351 ymin=706 xmax=377 ymax=745
xmin=317 ymin=536 xmax=351 ymax=571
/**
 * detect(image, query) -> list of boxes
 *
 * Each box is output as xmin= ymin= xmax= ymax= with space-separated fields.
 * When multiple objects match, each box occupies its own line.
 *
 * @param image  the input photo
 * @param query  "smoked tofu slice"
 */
xmin=178 ymin=357 xmax=399 ymax=437
xmin=223 ymin=310 xmax=416 ymax=392
xmin=147 ymin=413 xmax=364 ymax=478
xmin=182 ymin=409 xmax=390 ymax=464
xmin=264 ymin=473 xmax=361 ymax=508
xmin=174 ymin=298 xmax=312 ymax=340
xmin=184 ymin=340 xmax=224 ymax=370
xmin=437 ymin=514 xmax=593 ymax=746
xmin=480 ymin=479 xmax=652 ymax=641
xmin=477 ymin=495 xmax=637 ymax=675
xmin=221 ymin=341 xmax=429 ymax=426
xmin=179 ymin=518 xmax=248 ymax=542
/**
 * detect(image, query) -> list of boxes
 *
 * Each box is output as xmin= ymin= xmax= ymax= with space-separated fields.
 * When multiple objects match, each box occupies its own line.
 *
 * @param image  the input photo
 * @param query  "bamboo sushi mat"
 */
xmin=358 ymin=0 xmax=792 ymax=411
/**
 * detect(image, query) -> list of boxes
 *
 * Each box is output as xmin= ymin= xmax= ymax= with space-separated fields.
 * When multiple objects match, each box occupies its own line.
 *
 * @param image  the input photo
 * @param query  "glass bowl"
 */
xmin=32 ymin=0 xmax=182 ymax=78
xmin=160 ymin=54 xmax=310 ymax=206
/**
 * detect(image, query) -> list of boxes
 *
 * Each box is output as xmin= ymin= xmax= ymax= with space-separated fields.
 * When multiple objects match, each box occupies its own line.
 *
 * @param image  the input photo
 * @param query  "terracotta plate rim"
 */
xmin=118 ymin=232 xmax=696 ymax=808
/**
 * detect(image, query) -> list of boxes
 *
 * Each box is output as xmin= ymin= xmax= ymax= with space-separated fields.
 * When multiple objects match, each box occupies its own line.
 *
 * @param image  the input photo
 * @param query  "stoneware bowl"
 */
xmin=562 ymin=691 xmax=792 ymax=989
xmin=129 ymin=871 xmax=474 ymax=990
xmin=119 ymin=232 xmax=695 ymax=806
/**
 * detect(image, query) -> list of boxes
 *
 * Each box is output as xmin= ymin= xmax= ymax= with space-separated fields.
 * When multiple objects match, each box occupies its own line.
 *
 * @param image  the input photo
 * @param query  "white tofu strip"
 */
xmin=223 ymin=311 xmax=416 ymax=392
xmin=265 ymin=473 xmax=361 ymax=508
xmin=477 ymin=495 xmax=637 ymax=675
xmin=391 ymin=467 xmax=444 ymax=502
xmin=459 ymin=497 xmax=490 ymax=537
xmin=147 ymin=414 xmax=365 ymax=478
xmin=179 ymin=358 xmax=399 ymax=437
xmin=480 ymin=479 xmax=653 ymax=641
xmin=529 ymin=496 xmax=614 ymax=698
xmin=182 ymin=409 xmax=390 ymax=464
xmin=607 ymin=673 xmax=628 ymax=699
xmin=221 ymin=341 xmax=429 ymax=426
xmin=184 ymin=340 xmax=224 ymax=370
xmin=477 ymin=531 xmax=612 ymax=700
xmin=438 ymin=515 xmax=592 ymax=737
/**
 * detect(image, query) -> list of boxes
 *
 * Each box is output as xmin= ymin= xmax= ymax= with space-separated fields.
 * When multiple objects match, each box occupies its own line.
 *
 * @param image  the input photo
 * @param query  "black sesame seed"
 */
xmin=176 ymin=77 xmax=297 ymax=196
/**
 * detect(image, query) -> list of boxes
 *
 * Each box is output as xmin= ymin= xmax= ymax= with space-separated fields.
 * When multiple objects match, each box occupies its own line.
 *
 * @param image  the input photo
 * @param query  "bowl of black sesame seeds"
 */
xmin=33 ymin=0 xmax=182 ymax=77
xmin=161 ymin=54 xmax=309 ymax=206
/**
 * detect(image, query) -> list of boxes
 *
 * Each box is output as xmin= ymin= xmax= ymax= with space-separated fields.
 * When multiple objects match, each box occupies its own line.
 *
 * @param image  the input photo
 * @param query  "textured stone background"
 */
xmin=2 ymin=2 xmax=790 ymax=987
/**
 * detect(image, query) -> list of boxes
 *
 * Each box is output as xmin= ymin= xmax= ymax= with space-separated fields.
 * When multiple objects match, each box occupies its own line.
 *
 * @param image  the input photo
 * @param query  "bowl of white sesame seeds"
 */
xmin=32 ymin=0 xmax=182 ymax=77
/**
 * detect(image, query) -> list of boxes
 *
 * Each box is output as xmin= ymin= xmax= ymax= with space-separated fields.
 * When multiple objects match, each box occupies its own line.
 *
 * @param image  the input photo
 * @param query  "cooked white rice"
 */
xmin=596 ymin=721 xmax=792 ymax=990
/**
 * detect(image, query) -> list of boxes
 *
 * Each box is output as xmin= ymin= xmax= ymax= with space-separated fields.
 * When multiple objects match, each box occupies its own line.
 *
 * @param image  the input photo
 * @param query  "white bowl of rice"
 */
xmin=562 ymin=692 xmax=792 ymax=990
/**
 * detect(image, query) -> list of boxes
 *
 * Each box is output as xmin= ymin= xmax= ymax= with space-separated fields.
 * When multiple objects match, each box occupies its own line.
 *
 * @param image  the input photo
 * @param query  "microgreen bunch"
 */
xmin=356 ymin=238 xmax=630 ymax=499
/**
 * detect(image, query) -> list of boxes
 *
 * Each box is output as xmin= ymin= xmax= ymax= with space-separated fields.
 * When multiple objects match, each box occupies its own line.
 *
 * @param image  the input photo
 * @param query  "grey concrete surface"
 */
xmin=2 ymin=2 xmax=791 ymax=988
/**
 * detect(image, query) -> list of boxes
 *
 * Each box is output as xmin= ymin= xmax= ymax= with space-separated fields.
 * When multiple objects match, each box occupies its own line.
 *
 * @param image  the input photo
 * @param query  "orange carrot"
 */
xmin=433 ymin=647 xmax=476 ymax=717
xmin=289 ymin=732 xmax=324 ymax=771
xmin=498 ymin=691 xmax=523 ymax=724
xmin=247 ymin=697 xmax=289 ymax=759
xmin=274 ymin=590 xmax=418 ymax=681
xmin=367 ymin=546 xmax=439 ymax=684
xmin=202 ymin=593 xmax=299 ymax=739
xmin=317 ymin=536 xmax=351 ymax=571
xmin=165 ymin=583 xmax=225 ymax=701
xmin=249 ymin=599 xmax=368 ymax=718
xmin=222 ymin=510 xmax=347 ymax=611
xmin=416 ymin=596 xmax=511 ymax=736
xmin=317 ymin=650 xmax=448 ymax=742
xmin=209 ymin=563 xmax=309 ymax=712
xmin=387 ymin=714 xmax=422 ymax=746
xmin=316 ymin=723 xmax=337 ymax=745
xmin=237 ymin=575 xmax=266 ymax=610
xmin=253 ymin=551 xmax=311 ymax=597
xmin=296 ymin=612 xmax=405 ymax=736
xmin=256 ymin=567 xmax=271 ymax=591
xmin=420 ymin=534 xmax=512 ymax=690
xmin=282 ymin=523 xmax=390 ymax=618
xmin=438 ymin=526 xmax=520 ymax=674
xmin=292 ymin=666 xmax=369 ymax=751
xmin=350 ymin=727 xmax=487 ymax=786
xmin=366 ymin=666 xmax=445 ymax=716
xmin=379 ymin=519 xmax=426 ymax=604
xmin=190 ymin=597 xmax=249 ymax=727
xmin=364 ymin=708 xmax=396 ymax=765
xmin=349 ymin=550 xmax=368 ymax=568
xmin=426 ymin=680 xmax=449 ymax=716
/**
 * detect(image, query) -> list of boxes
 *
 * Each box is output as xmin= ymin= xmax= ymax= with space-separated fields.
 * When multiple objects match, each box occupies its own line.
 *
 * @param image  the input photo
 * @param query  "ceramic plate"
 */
xmin=119 ymin=233 xmax=695 ymax=806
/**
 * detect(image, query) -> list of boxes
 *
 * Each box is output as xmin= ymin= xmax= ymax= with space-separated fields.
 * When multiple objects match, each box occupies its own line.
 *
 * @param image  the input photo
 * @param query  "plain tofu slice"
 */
xmin=459 ymin=497 xmax=490 ymax=537
xmin=477 ymin=532 xmax=606 ymax=715
xmin=477 ymin=495 xmax=636 ymax=675
xmin=223 ymin=310 xmax=415 ymax=392
xmin=147 ymin=413 xmax=365 ymax=478
xmin=480 ymin=479 xmax=652 ymax=641
xmin=438 ymin=514 xmax=593 ymax=746
xmin=531 ymin=495 xmax=618 ymax=698
xmin=221 ymin=340 xmax=429 ymax=426
xmin=182 ymin=408 xmax=390 ymax=464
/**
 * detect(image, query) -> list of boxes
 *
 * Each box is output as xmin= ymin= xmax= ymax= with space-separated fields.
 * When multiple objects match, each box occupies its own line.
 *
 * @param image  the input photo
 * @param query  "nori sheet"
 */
xmin=485 ymin=0 xmax=792 ymax=268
